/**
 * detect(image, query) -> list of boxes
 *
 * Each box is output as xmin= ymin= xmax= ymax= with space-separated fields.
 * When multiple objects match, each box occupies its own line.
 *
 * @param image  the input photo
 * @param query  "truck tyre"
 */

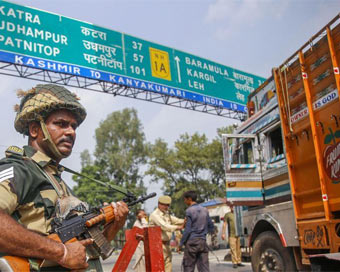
xmin=251 ymin=231 xmax=297 ymax=272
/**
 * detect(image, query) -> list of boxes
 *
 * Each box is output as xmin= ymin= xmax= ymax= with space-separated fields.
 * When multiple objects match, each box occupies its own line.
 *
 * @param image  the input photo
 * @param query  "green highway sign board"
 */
xmin=0 ymin=1 xmax=266 ymax=112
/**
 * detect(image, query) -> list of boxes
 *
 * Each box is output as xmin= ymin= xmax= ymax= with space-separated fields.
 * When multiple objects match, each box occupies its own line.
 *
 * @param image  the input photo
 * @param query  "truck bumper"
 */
xmin=309 ymin=253 xmax=340 ymax=271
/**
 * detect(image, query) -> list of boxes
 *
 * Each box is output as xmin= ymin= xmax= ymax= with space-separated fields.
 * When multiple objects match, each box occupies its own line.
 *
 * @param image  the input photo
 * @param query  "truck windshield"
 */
xmin=267 ymin=127 xmax=283 ymax=158
xmin=231 ymin=139 xmax=254 ymax=164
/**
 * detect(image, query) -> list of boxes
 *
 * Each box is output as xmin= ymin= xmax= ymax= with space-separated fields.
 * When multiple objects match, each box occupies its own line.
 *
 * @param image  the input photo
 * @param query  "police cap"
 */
xmin=158 ymin=195 xmax=171 ymax=205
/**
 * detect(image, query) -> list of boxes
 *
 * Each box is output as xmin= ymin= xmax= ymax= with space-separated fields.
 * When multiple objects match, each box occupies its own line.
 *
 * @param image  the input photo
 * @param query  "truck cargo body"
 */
xmin=222 ymin=14 xmax=340 ymax=271
xmin=274 ymin=14 xmax=340 ymax=270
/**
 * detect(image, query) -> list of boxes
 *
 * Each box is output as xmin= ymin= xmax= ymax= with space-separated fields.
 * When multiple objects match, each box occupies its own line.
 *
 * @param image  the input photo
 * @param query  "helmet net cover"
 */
xmin=14 ymin=84 xmax=87 ymax=135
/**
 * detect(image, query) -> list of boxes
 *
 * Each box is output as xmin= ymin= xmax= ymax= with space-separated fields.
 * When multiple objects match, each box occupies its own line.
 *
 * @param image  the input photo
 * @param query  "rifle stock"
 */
xmin=0 ymin=234 xmax=79 ymax=272
xmin=0 ymin=256 xmax=30 ymax=272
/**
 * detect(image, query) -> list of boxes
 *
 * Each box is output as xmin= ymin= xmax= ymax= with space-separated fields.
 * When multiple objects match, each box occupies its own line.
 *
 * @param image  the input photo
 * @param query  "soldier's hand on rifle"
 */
xmin=57 ymin=238 xmax=93 ymax=270
xmin=103 ymin=201 xmax=129 ymax=241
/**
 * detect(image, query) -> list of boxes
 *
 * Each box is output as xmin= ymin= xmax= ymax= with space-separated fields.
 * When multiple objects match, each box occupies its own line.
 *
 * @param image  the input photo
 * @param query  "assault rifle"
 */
xmin=51 ymin=192 xmax=156 ymax=259
xmin=0 ymin=192 xmax=156 ymax=272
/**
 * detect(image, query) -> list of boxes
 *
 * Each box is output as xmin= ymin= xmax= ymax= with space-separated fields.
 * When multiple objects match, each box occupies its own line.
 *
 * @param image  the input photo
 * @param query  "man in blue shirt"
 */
xmin=180 ymin=191 xmax=214 ymax=272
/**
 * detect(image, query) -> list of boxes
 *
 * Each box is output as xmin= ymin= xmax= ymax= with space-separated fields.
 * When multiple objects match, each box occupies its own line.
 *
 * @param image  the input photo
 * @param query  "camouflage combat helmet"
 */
xmin=14 ymin=84 xmax=87 ymax=135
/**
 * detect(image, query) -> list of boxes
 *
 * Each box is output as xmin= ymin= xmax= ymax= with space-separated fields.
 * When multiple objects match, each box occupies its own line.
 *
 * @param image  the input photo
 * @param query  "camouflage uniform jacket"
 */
xmin=0 ymin=145 xmax=71 ymax=235
xmin=0 ymin=146 xmax=105 ymax=272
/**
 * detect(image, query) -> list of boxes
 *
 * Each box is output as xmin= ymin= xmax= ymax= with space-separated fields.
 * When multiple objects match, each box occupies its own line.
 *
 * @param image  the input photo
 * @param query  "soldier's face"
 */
xmin=39 ymin=110 xmax=78 ymax=159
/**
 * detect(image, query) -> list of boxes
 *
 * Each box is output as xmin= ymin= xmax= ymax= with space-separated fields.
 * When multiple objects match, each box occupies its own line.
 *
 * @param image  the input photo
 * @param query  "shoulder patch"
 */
xmin=5 ymin=146 xmax=24 ymax=158
xmin=0 ymin=166 xmax=14 ymax=183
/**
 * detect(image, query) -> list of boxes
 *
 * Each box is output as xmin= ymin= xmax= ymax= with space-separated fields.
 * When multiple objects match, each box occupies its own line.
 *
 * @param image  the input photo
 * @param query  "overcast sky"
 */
xmin=1 ymin=0 xmax=339 ymax=211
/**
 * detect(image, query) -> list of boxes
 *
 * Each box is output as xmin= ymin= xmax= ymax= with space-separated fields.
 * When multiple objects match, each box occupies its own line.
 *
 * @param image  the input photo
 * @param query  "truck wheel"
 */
xmin=251 ymin=231 xmax=296 ymax=272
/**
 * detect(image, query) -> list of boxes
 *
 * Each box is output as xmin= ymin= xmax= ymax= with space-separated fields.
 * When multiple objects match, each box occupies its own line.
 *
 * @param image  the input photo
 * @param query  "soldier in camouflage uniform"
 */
xmin=0 ymin=84 xmax=129 ymax=271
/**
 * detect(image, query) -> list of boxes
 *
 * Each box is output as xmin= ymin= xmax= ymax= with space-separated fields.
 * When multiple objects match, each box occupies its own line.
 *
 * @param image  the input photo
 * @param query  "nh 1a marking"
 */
xmin=150 ymin=47 xmax=171 ymax=81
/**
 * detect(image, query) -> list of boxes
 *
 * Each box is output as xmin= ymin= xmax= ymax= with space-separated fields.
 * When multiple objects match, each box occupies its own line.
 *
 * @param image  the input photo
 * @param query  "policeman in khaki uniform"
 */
xmin=149 ymin=195 xmax=185 ymax=272
xmin=0 ymin=84 xmax=129 ymax=271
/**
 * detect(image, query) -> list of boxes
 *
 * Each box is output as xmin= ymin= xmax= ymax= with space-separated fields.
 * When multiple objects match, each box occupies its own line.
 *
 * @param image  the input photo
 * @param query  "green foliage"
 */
xmin=73 ymin=108 xmax=149 ymax=226
xmin=146 ymin=125 xmax=234 ymax=217
xmin=216 ymin=124 xmax=236 ymax=137
xmin=72 ymin=163 xmax=114 ymax=206
xmin=73 ymin=107 xmax=234 ymax=224
xmin=94 ymin=108 xmax=148 ymax=186
xmin=80 ymin=149 xmax=92 ymax=168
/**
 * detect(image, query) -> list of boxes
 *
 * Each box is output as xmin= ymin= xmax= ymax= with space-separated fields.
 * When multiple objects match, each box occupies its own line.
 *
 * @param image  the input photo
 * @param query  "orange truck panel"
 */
xmin=274 ymin=15 xmax=340 ymax=254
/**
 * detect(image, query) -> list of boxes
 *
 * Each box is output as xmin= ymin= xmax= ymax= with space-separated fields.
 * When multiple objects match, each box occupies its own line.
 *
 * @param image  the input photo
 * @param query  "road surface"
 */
xmin=101 ymin=248 xmax=252 ymax=272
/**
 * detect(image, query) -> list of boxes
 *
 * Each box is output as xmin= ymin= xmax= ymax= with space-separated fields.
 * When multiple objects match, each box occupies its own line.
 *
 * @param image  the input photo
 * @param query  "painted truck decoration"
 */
xmin=222 ymin=77 xmax=290 ymax=207
xmin=222 ymin=14 xmax=340 ymax=271
xmin=323 ymin=127 xmax=340 ymax=183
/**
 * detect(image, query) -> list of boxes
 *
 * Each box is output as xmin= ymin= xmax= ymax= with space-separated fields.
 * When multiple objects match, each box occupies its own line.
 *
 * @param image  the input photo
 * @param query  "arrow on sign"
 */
xmin=174 ymin=56 xmax=181 ymax=83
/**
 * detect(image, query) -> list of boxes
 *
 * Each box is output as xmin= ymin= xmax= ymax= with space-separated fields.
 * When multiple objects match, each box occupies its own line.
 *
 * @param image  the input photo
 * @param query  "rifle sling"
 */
xmin=32 ymin=161 xmax=67 ymax=198
xmin=60 ymin=165 xmax=129 ymax=196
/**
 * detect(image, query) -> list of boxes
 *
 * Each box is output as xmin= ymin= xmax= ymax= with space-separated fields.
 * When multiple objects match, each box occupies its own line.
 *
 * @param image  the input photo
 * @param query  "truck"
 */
xmin=222 ymin=14 xmax=340 ymax=271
